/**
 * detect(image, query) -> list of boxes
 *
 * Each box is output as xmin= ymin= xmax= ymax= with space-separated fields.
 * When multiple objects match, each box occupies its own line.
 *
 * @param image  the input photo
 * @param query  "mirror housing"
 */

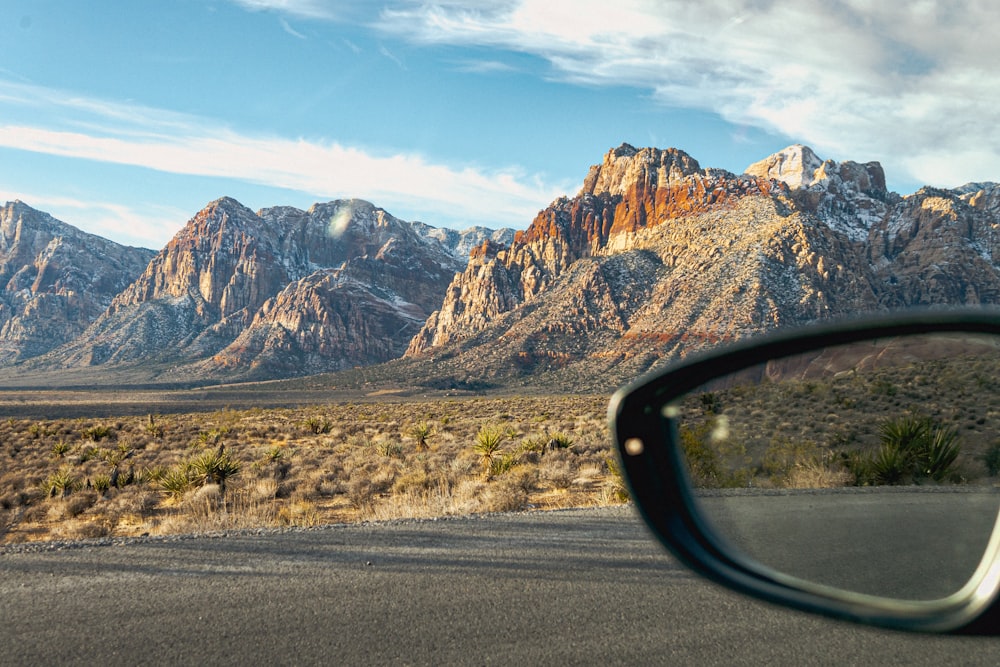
xmin=610 ymin=310 xmax=1000 ymax=633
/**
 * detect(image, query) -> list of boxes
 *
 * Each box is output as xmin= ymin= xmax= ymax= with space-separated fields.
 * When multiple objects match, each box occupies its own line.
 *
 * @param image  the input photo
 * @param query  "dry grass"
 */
xmin=0 ymin=395 xmax=624 ymax=544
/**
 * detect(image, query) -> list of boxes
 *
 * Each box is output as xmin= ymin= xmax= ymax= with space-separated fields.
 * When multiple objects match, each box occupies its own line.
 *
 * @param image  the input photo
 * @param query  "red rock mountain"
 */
xmin=5 ymin=143 xmax=1000 ymax=390
xmin=402 ymin=144 xmax=1000 ymax=391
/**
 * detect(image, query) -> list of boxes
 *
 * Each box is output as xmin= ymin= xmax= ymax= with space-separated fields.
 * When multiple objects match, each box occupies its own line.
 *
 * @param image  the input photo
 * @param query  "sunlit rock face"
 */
xmin=405 ymin=144 xmax=1000 ymax=391
xmin=28 ymin=197 xmax=510 ymax=379
xmin=0 ymin=201 xmax=154 ymax=363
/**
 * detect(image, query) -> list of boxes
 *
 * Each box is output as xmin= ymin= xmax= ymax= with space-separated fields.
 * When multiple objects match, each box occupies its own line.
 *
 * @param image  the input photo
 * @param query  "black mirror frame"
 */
xmin=609 ymin=309 xmax=1000 ymax=634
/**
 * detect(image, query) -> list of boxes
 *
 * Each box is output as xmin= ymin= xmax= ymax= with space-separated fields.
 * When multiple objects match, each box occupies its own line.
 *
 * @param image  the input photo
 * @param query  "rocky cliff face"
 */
xmin=34 ymin=198 xmax=493 ymax=379
xmin=404 ymin=144 xmax=1000 ymax=390
xmin=0 ymin=201 xmax=154 ymax=363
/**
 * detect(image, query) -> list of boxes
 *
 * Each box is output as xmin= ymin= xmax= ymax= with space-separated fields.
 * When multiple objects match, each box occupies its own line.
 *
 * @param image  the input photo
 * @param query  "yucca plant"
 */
xmin=81 ymin=424 xmax=113 ymax=442
xmin=488 ymin=452 xmax=518 ymax=478
xmin=42 ymin=468 xmax=80 ymax=498
xmin=547 ymin=432 xmax=574 ymax=450
xmin=92 ymin=474 xmax=112 ymax=494
xmin=160 ymin=464 xmax=196 ymax=500
xmin=304 ymin=416 xmax=333 ymax=435
xmin=409 ymin=422 xmax=435 ymax=451
xmin=870 ymin=443 xmax=909 ymax=485
xmin=923 ymin=425 xmax=960 ymax=482
xmin=190 ymin=448 xmax=241 ymax=492
xmin=474 ymin=425 xmax=507 ymax=478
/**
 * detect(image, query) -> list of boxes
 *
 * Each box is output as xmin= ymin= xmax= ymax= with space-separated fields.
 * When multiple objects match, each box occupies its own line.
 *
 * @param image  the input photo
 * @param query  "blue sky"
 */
xmin=0 ymin=1 xmax=997 ymax=248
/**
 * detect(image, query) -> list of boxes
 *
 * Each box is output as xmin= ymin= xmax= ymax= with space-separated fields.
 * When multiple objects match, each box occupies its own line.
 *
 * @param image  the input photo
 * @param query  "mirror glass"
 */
xmin=665 ymin=331 xmax=1000 ymax=600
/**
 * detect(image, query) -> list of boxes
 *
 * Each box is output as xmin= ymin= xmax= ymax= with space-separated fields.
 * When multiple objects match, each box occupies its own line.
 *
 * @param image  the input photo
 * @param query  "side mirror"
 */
xmin=609 ymin=310 xmax=1000 ymax=633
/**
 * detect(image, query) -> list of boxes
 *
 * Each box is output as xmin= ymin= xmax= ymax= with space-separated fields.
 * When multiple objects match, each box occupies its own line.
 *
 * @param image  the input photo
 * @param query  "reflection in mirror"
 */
xmin=666 ymin=332 xmax=1000 ymax=601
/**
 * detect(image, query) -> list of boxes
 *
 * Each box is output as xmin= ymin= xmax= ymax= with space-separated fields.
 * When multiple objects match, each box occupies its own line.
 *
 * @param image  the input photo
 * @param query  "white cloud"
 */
xmin=279 ymin=17 xmax=307 ymax=39
xmin=226 ymin=0 xmax=341 ymax=20
xmin=375 ymin=0 xmax=1000 ymax=188
xmin=0 ymin=82 xmax=566 ymax=231
xmin=0 ymin=190 xmax=186 ymax=249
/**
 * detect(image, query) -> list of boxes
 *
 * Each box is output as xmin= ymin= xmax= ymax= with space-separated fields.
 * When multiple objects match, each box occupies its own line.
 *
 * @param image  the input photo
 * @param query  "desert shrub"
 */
xmin=189 ymin=449 xmax=241 ymax=490
xmin=61 ymin=518 xmax=112 ymax=540
xmin=848 ymin=415 xmax=962 ymax=485
xmin=81 ymin=425 xmax=114 ymax=442
xmin=51 ymin=441 xmax=71 ymax=458
xmin=480 ymin=480 xmax=528 ymax=513
xmin=41 ymin=468 xmax=81 ymax=498
xmin=160 ymin=465 xmax=196 ymax=500
xmin=278 ymin=500 xmax=319 ymax=527
xmin=488 ymin=452 xmax=519 ymax=478
xmin=518 ymin=436 xmax=547 ymax=454
xmin=762 ymin=438 xmax=822 ymax=486
xmin=980 ymin=442 xmax=1000 ymax=477
xmin=92 ymin=474 xmax=112 ymax=494
xmin=346 ymin=478 xmax=374 ymax=509
xmin=678 ymin=423 xmax=723 ymax=487
xmin=473 ymin=424 xmax=508 ymax=477
xmin=375 ymin=438 xmax=404 ymax=459
xmin=604 ymin=456 xmax=630 ymax=502
xmin=546 ymin=432 xmax=574 ymax=451
xmin=408 ymin=422 xmax=434 ymax=451
xmin=304 ymin=416 xmax=333 ymax=435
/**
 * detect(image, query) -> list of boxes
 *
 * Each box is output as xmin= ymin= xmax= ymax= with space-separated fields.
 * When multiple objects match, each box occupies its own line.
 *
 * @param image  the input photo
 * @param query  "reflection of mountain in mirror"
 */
xmin=667 ymin=332 xmax=1000 ymax=600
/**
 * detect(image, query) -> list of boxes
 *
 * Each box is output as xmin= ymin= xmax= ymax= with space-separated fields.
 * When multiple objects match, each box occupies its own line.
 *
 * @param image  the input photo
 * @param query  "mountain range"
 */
xmin=3 ymin=142 xmax=1000 ymax=391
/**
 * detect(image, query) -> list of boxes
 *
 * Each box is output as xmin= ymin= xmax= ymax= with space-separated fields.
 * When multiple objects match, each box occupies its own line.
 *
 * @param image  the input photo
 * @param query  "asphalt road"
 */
xmin=3 ymin=505 xmax=1000 ymax=666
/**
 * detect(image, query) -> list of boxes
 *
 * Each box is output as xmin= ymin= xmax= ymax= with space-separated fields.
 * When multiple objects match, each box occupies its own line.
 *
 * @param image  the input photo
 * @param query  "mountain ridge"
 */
xmin=3 ymin=141 xmax=1000 ymax=391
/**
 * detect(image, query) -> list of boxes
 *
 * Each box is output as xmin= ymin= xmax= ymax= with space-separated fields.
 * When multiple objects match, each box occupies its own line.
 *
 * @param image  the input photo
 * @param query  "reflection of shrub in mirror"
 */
xmin=844 ymin=415 xmax=961 ymax=485
xmin=678 ymin=419 xmax=753 ymax=488
xmin=672 ymin=332 xmax=1000 ymax=490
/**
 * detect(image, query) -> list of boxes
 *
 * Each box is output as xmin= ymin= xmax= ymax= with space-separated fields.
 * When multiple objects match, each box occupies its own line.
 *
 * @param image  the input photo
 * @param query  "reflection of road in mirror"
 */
xmin=696 ymin=488 xmax=1000 ymax=600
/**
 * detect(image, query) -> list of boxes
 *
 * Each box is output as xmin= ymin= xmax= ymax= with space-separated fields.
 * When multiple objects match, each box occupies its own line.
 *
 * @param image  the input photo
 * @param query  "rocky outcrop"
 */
xmin=407 ymin=144 xmax=785 ymax=356
xmin=404 ymin=144 xmax=1000 ymax=391
xmin=0 ymin=201 xmax=154 ymax=362
xmin=33 ymin=198 xmax=478 ymax=378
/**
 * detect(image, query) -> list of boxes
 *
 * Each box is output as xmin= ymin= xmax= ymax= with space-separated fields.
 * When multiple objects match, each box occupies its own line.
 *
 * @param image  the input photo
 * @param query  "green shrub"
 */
xmin=81 ymin=425 xmax=113 ymax=441
xmin=474 ymin=424 xmax=507 ymax=477
xmin=849 ymin=415 xmax=962 ymax=485
xmin=189 ymin=449 xmax=241 ymax=490
xmin=92 ymin=474 xmax=112 ymax=494
xmin=547 ymin=432 xmax=574 ymax=450
xmin=304 ymin=416 xmax=333 ymax=435
xmin=409 ymin=422 xmax=435 ymax=451
xmin=981 ymin=442 xmax=1000 ymax=477
xmin=488 ymin=452 xmax=519 ymax=477
xmin=160 ymin=465 xmax=196 ymax=500
xmin=678 ymin=423 xmax=723 ymax=487
xmin=42 ymin=468 xmax=80 ymax=498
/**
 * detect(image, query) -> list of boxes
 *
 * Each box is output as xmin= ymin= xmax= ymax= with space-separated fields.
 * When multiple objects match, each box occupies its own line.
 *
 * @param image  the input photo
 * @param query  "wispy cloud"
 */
xmin=0 ymin=189 xmax=187 ymax=249
xmin=279 ymin=17 xmax=307 ymax=39
xmin=375 ymin=0 xmax=1000 ymax=188
xmin=453 ymin=59 xmax=516 ymax=74
xmin=226 ymin=0 xmax=341 ymax=21
xmin=0 ymin=82 xmax=565 ymax=230
xmin=378 ymin=45 xmax=406 ymax=70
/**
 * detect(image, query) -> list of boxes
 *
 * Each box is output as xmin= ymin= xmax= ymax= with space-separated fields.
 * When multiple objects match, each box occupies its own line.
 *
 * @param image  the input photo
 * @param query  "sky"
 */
xmin=0 ymin=1 xmax=998 ymax=249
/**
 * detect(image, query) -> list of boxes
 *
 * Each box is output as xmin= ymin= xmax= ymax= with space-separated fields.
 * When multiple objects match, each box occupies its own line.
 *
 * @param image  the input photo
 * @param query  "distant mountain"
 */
xmin=6 ymin=142 xmax=1000 ymax=391
xmin=402 ymin=143 xmax=1000 ymax=391
xmin=14 ymin=198 xmax=511 ymax=381
xmin=0 ymin=201 xmax=154 ymax=363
